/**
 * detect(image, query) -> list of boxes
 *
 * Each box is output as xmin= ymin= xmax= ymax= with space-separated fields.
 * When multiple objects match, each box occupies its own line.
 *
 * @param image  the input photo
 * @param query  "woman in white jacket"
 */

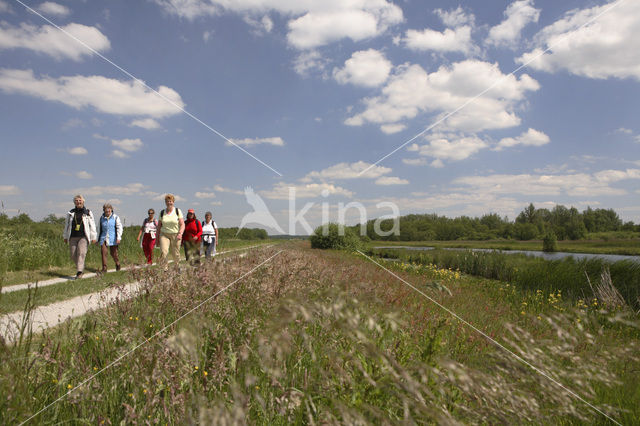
xmin=63 ymin=194 xmax=97 ymax=279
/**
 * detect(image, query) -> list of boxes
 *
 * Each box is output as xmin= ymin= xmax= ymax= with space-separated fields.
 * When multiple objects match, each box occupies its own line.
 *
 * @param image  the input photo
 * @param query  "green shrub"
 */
xmin=543 ymin=232 xmax=557 ymax=252
xmin=310 ymin=223 xmax=363 ymax=250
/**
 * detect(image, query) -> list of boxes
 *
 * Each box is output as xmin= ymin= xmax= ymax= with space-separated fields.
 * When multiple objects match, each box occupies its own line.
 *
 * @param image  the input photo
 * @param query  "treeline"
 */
xmin=0 ymin=213 xmax=268 ymax=240
xmin=359 ymin=204 xmax=639 ymax=241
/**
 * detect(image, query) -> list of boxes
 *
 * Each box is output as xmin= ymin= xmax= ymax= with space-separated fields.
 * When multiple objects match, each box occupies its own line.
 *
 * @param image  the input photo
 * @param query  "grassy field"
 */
xmin=1 ymin=242 xmax=638 ymax=424
xmin=370 ymin=237 xmax=640 ymax=255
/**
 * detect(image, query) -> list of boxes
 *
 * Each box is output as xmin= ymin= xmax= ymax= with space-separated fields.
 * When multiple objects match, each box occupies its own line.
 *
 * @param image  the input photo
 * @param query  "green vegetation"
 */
xmin=360 ymin=203 xmax=639 ymax=242
xmin=310 ymin=223 xmax=364 ymax=250
xmin=1 ymin=244 xmax=638 ymax=424
xmin=542 ymin=231 xmax=557 ymax=252
xmin=370 ymin=247 xmax=640 ymax=310
xmin=0 ymin=213 xmax=272 ymax=278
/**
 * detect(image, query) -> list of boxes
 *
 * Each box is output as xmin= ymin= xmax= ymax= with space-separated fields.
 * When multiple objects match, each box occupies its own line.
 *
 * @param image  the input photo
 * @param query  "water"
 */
xmin=372 ymin=246 xmax=640 ymax=264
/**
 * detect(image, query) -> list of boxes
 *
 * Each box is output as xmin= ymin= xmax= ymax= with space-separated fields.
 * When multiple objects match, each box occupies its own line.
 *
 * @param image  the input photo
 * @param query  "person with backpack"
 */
xmin=98 ymin=203 xmax=123 ymax=273
xmin=201 ymin=211 xmax=219 ymax=259
xmin=63 ymin=194 xmax=97 ymax=279
xmin=136 ymin=208 xmax=158 ymax=265
xmin=156 ymin=194 xmax=184 ymax=266
xmin=183 ymin=209 xmax=202 ymax=264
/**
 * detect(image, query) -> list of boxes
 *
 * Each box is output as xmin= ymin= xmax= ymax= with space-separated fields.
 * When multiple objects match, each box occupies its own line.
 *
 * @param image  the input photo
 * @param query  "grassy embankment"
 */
xmin=1 ymin=242 xmax=638 ymax=424
xmin=370 ymin=235 xmax=640 ymax=255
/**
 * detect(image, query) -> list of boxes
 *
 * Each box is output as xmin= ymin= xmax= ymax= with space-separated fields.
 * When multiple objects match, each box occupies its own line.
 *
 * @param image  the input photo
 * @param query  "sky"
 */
xmin=0 ymin=0 xmax=639 ymax=234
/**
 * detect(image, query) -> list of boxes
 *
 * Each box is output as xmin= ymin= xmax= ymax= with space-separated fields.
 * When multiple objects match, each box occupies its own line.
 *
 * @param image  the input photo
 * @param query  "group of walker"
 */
xmin=63 ymin=194 xmax=218 ymax=279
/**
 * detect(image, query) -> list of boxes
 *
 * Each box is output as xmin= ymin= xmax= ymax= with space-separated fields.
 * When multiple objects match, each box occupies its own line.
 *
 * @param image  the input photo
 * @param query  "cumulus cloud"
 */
xmin=195 ymin=191 xmax=216 ymax=199
xmin=111 ymin=150 xmax=128 ymax=159
xmin=402 ymin=26 xmax=476 ymax=55
xmin=292 ymin=50 xmax=327 ymax=76
xmin=67 ymin=146 xmax=88 ymax=155
xmin=517 ymin=1 xmax=640 ymax=80
xmin=0 ymin=185 xmax=20 ymax=195
xmin=494 ymin=128 xmax=550 ymax=150
xmin=346 ymin=60 xmax=539 ymax=134
xmin=154 ymin=0 xmax=403 ymax=49
xmin=0 ymin=1 xmax=11 ymax=13
xmin=111 ymin=138 xmax=143 ymax=152
xmin=380 ymin=123 xmax=406 ymax=134
xmin=0 ymin=69 xmax=184 ymax=118
xmin=333 ymin=49 xmax=392 ymax=88
xmin=130 ymin=118 xmax=161 ymax=130
xmin=454 ymin=168 xmax=640 ymax=197
xmin=213 ymin=184 xmax=244 ymax=195
xmin=244 ymin=14 xmax=273 ymax=34
xmin=408 ymin=133 xmax=488 ymax=166
xmin=36 ymin=2 xmax=71 ymax=17
xmin=227 ymin=136 xmax=284 ymax=147
xmin=261 ymin=182 xmax=353 ymax=199
xmin=0 ymin=22 xmax=109 ymax=60
xmin=435 ymin=6 xmax=475 ymax=28
xmin=76 ymin=171 xmax=92 ymax=179
xmin=402 ymin=157 xmax=428 ymax=166
xmin=486 ymin=0 xmax=540 ymax=48
xmin=302 ymin=161 xmax=391 ymax=181
xmin=64 ymin=182 xmax=146 ymax=197
xmin=375 ymin=176 xmax=408 ymax=185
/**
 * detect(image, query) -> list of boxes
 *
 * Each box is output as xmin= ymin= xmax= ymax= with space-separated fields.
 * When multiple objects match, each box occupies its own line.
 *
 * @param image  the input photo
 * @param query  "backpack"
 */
xmin=160 ymin=208 xmax=181 ymax=220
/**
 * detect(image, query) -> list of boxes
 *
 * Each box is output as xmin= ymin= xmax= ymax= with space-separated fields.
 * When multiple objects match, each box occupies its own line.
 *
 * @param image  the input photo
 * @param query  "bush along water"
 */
xmin=371 ymin=248 xmax=640 ymax=309
xmin=542 ymin=231 xmax=557 ymax=252
xmin=310 ymin=223 xmax=364 ymax=250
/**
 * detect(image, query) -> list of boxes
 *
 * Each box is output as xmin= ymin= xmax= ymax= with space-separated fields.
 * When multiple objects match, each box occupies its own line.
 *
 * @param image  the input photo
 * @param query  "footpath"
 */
xmin=0 ymin=244 xmax=271 ymax=343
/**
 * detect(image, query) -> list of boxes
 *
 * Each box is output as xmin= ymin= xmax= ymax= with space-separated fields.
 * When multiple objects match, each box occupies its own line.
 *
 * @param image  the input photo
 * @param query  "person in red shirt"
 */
xmin=183 ymin=209 xmax=202 ymax=265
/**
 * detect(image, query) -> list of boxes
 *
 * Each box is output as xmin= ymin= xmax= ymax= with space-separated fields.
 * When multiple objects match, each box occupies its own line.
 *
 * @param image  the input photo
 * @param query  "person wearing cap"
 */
xmin=183 ymin=209 xmax=203 ymax=264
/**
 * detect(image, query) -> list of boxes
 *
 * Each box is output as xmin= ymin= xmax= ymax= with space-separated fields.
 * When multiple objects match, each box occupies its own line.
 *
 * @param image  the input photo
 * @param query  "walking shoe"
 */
xmin=116 ymin=264 xmax=121 ymax=271
xmin=75 ymin=271 xmax=84 ymax=280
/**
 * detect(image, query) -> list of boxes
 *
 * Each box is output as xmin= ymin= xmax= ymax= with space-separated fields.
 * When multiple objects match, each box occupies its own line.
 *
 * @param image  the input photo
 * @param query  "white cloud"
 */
xmin=130 ymin=118 xmax=161 ymax=130
xmin=346 ymin=60 xmax=539 ymax=134
xmin=403 ymin=26 xmax=476 ymax=55
xmin=0 ymin=69 xmax=184 ymax=118
xmin=213 ymin=184 xmax=243 ymax=195
xmin=37 ymin=2 xmax=71 ymax=17
xmin=154 ymin=0 xmax=403 ymax=49
xmin=409 ymin=134 xmax=488 ymax=164
xmin=517 ymin=1 xmax=640 ymax=80
xmin=61 ymin=117 xmax=83 ymax=130
xmin=494 ymin=128 xmax=550 ymax=151
xmin=227 ymin=136 xmax=284 ymax=147
xmin=0 ymin=22 xmax=109 ymax=60
xmin=402 ymin=157 xmax=428 ymax=166
xmin=615 ymin=127 xmax=633 ymax=135
xmin=333 ymin=49 xmax=392 ymax=88
xmin=293 ymin=50 xmax=327 ymax=76
xmin=487 ymin=0 xmax=540 ymax=48
xmin=302 ymin=161 xmax=391 ymax=181
xmin=375 ymin=176 xmax=408 ymax=185
xmin=380 ymin=123 xmax=406 ymax=134
xmin=92 ymin=133 xmax=109 ymax=140
xmin=76 ymin=171 xmax=92 ymax=179
xmin=195 ymin=191 xmax=216 ymax=199
xmin=261 ymin=182 xmax=353 ymax=199
xmin=454 ymin=169 xmax=640 ymax=197
xmin=203 ymin=30 xmax=213 ymax=42
xmin=244 ymin=14 xmax=273 ymax=34
xmin=435 ymin=6 xmax=475 ymax=28
xmin=64 ymin=183 xmax=146 ymax=197
xmin=111 ymin=150 xmax=128 ymax=159
xmin=0 ymin=185 xmax=20 ymax=195
xmin=67 ymin=146 xmax=88 ymax=155
xmin=111 ymin=138 xmax=143 ymax=152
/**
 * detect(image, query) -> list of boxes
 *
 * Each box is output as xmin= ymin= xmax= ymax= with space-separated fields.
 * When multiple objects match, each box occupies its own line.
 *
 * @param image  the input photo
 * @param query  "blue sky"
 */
xmin=0 ymin=0 xmax=639 ymax=233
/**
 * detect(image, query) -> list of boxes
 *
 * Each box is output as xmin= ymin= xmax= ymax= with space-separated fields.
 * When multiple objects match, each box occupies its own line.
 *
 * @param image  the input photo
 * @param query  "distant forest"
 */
xmin=358 ymin=204 xmax=639 ymax=241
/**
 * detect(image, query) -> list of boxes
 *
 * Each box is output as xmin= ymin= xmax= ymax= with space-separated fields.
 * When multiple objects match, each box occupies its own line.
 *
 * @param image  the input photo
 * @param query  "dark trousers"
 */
xmin=101 ymin=242 xmax=120 ymax=271
xmin=183 ymin=240 xmax=200 ymax=264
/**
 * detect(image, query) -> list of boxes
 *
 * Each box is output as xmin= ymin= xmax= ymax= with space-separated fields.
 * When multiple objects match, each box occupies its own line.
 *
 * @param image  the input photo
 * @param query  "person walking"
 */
xmin=183 ymin=209 xmax=203 ymax=264
xmin=63 ymin=194 xmax=97 ymax=279
xmin=201 ymin=211 xmax=219 ymax=259
xmin=156 ymin=194 xmax=184 ymax=266
xmin=137 ymin=208 xmax=158 ymax=265
xmin=98 ymin=203 xmax=123 ymax=273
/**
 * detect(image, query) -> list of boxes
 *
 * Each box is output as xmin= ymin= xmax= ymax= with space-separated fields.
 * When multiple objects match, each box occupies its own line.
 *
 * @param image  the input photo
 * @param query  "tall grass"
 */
xmin=371 ymin=248 xmax=640 ymax=309
xmin=1 ymin=245 xmax=638 ymax=424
